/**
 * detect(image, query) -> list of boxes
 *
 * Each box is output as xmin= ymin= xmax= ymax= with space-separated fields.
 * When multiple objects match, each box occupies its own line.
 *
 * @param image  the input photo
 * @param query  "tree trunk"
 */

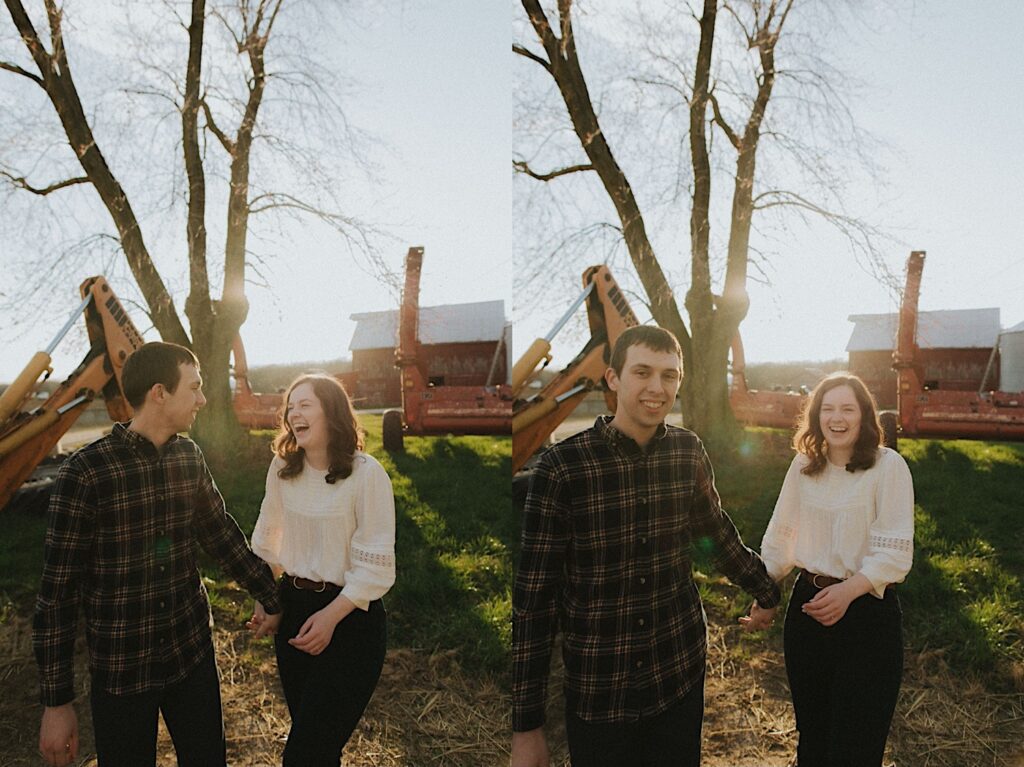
xmin=4 ymin=0 xmax=190 ymax=347
xmin=680 ymin=0 xmax=738 ymax=448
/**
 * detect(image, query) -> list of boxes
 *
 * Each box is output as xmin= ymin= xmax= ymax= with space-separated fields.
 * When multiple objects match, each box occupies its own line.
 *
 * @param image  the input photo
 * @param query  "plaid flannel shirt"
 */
xmin=512 ymin=417 xmax=781 ymax=730
xmin=33 ymin=422 xmax=281 ymax=706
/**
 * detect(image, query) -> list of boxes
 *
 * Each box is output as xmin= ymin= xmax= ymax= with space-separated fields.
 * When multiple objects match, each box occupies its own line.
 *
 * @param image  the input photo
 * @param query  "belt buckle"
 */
xmin=291 ymin=574 xmax=327 ymax=592
xmin=811 ymin=573 xmax=829 ymax=589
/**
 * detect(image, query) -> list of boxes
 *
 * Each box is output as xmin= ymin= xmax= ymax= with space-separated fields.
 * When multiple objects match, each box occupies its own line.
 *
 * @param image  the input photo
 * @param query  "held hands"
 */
xmin=246 ymin=600 xmax=281 ymax=639
xmin=288 ymin=594 xmax=357 ymax=656
xmin=39 ymin=704 xmax=78 ymax=767
xmin=801 ymin=573 xmax=873 ymax=627
xmin=738 ymin=601 xmax=777 ymax=632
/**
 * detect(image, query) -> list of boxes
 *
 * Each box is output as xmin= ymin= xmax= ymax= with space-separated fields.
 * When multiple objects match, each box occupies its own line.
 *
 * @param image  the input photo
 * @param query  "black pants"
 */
xmin=564 ymin=676 xmax=704 ymax=767
xmin=274 ymin=583 xmax=387 ymax=767
xmin=90 ymin=649 xmax=225 ymax=767
xmin=784 ymin=577 xmax=903 ymax=767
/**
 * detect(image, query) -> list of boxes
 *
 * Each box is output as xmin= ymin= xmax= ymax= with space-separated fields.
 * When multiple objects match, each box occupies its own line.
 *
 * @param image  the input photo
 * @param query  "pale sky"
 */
xmin=2 ymin=3 xmax=1022 ymax=386
xmin=0 ymin=1 xmax=510 ymax=383
xmin=512 ymin=1 xmax=1024 ymax=370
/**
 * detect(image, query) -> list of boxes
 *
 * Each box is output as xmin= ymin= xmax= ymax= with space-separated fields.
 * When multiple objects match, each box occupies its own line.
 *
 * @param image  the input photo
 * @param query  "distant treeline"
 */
xmin=743 ymin=359 xmax=847 ymax=391
xmin=6 ymin=357 xmax=846 ymax=399
xmin=4 ymin=357 xmax=354 ymax=396
xmin=244 ymin=357 xmax=353 ymax=393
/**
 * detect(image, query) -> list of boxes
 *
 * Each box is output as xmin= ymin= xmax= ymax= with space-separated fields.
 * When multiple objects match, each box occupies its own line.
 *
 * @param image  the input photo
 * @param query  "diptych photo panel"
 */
xmin=1 ymin=1 xmax=1023 ymax=765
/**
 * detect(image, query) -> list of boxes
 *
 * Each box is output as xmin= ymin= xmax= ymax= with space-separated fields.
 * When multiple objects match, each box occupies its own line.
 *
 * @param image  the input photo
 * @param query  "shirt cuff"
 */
xmin=340 ymin=584 xmax=371 ymax=611
xmin=40 ymin=685 xmax=75 ymax=708
xmin=754 ymin=580 xmax=782 ymax=610
xmin=512 ymin=706 xmax=546 ymax=732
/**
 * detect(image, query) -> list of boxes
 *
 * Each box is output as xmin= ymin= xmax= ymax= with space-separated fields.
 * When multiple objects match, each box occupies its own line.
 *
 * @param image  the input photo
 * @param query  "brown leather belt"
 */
xmin=799 ymin=568 xmax=844 ymax=589
xmin=286 ymin=574 xmax=341 ymax=593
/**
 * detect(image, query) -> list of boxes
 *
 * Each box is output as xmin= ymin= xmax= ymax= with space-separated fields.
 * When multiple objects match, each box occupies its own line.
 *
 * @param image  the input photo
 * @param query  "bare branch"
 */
xmin=200 ymin=97 xmax=235 ymax=153
xmin=0 ymin=170 xmax=90 ymax=195
xmin=0 ymin=60 xmax=44 ymax=86
xmin=708 ymin=89 xmax=740 ymax=149
xmin=512 ymin=43 xmax=551 ymax=72
xmin=513 ymin=159 xmax=594 ymax=182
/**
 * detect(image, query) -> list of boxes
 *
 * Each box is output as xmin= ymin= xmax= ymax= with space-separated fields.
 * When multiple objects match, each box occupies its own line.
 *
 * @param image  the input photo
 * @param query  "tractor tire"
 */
xmin=880 ymin=411 xmax=899 ymax=452
xmin=382 ymin=409 xmax=405 ymax=453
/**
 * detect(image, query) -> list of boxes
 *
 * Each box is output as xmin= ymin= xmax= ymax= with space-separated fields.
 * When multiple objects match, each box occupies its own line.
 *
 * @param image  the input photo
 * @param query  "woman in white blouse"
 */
xmin=247 ymin=374 xmax=396 ymax=766
xmin=741 ymin=372 xmax=913 ymax=766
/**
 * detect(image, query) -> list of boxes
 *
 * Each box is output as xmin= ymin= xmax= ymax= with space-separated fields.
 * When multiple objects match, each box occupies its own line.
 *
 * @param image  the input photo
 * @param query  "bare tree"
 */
xmin=514 ymin=0 xmax=891 ymax=448
xmin=1 ymin=0 xmax=377 ymax=447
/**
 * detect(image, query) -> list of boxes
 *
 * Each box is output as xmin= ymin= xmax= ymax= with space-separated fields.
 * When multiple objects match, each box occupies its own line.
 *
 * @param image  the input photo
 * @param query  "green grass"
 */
xmin=5 ymin=423 xmax=1021 ymax=689
xmin=1 ymin=417 xmax=514 ymax=679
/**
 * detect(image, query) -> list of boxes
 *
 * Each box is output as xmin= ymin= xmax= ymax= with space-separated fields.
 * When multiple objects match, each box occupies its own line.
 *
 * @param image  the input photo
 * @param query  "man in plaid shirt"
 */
xmin=511 ymin=326 xmax=781 ymax=767
xmin=34 ymin=342 xmax=282 ymax=766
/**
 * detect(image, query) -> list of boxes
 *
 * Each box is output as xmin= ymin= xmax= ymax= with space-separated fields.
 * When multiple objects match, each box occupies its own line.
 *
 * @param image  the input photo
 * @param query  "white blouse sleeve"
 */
xmin=340 ymin=455 xmax=397 ymax=611
xmin=251 ymin=457 xmax=285 ymax=569
xmin=759 ymin=455 xmax=805 ymax=583
xmin=859 ymin=448 xmax=914 ymax=598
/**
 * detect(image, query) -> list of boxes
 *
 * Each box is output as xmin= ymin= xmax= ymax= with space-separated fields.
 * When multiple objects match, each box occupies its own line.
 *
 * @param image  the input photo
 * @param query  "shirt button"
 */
xmin=640 ymin=536 xmax=648 ymax=544
xmin=159 ymin=601 xmax=166 ymax=609
xmin=636 ymin=660 xmax=643 ymax=668
xmin=159 ymin=565 xmax=166 ymax=572
xmin=638 ymin=497 xmax=647 ymax=505
xmin=639 ymin=577 xmax=646 ymax=585
xmin=638 ymin=618 xmax=645 ymax=627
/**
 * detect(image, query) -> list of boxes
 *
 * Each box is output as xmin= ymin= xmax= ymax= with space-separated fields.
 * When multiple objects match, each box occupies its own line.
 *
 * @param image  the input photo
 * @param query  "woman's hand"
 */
xmin=289 ymin=594 xmax=357 ymax=655
xmin=802 ymin=573 xmax=873 ymax=626
xmin=739 ymin=601 xmax=777 ymax=632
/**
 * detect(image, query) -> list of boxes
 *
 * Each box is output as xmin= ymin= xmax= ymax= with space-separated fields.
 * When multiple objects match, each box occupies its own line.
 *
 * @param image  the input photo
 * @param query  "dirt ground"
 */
xmin=3 ymin=603 xmax=1023 ymax=767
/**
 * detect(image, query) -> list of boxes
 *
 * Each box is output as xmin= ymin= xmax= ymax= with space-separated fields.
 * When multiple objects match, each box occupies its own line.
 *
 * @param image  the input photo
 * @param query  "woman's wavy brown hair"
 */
xmin=794 ymin=372 xmax=882 ymax=476
xmin=272 ymin=374 xmax=365 ymax=483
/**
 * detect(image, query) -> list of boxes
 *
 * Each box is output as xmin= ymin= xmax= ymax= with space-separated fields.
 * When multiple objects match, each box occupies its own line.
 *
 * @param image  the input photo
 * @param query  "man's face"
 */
xmin=163 ymin=363 xmax=206 ymax=432
xmin=606 ymin=343 xmax=682 ymax=438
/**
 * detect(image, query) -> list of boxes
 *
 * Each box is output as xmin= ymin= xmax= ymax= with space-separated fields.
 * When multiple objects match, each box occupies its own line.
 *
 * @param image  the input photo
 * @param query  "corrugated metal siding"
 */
xmin=349 ymin=300 xmax=506 ymax=351
xmin=351 ymin=341 xmax=508 ymax=408
xmin=849 ymin=348 xmax=999 ymax=410
xmin=846 ymin=308 xmax=1001 ymax=352
xmin=1000 ymin=323 xmax=1024 ymax=391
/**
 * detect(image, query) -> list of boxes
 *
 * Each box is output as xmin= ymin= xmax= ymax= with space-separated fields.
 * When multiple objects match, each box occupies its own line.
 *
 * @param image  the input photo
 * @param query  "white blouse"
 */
xmin=251 ymin=452 xmax=396 ymax=610
xmin=760 ymin=447 xmax=914 ymax=599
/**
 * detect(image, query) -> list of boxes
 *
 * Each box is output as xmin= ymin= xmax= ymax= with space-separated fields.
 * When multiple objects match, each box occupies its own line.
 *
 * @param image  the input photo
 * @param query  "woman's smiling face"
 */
xmin=286 ymin=382 xmax=328 ymax=453
xmin=818 ymin=383 xmax=862 ymax=460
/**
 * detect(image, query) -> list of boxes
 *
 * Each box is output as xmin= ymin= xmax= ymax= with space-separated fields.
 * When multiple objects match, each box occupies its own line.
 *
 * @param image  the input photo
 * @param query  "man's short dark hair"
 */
xmin=609 ymin=325 xmax=683 ymax=376
xmin=122 ymin=342 xmax=199 ymax=408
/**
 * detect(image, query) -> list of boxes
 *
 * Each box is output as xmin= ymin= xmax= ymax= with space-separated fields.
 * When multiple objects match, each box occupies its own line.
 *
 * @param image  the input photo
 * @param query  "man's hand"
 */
xmin=246 ymin=600 xmax=281 ymax=639
xmin=511 ymin=727 xmax=549 ymax=767
xmin=738 ymin=601 xmax=777 ymax=632
xmin=39 ymin=704 xmax=78 ymax=767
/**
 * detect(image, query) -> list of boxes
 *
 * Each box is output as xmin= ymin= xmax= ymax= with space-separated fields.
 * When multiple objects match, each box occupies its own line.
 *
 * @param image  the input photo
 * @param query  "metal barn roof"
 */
xmin=846 ymin=308 xmax=1001 ymax=352
xmin=349 ymin=300 xmax=506 ymax=351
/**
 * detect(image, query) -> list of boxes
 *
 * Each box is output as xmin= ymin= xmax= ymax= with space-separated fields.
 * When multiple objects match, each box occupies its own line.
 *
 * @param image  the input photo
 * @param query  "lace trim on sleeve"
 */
xmin=870 ymin=534 xmax=912 ymax=553
xmin=352 ymin=545 xmax=395 ymax=569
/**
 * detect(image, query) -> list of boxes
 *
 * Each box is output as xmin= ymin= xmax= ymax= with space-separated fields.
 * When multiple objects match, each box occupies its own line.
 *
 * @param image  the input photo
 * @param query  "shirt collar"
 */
xmin=594 ymin=415 xmax=669 ymax=456
xmin=113 ymin=421 xmax=179 ymax=459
